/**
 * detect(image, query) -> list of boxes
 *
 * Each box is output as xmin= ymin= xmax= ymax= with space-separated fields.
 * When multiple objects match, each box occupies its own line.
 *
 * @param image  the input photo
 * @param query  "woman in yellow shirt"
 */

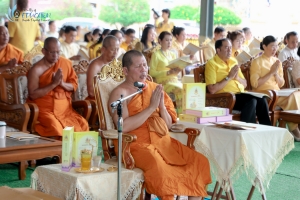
xmin=227 ymin=31 xmax=244 ymax=57
xmin=150 ymin=31 xmax=182 ymax=113
xmin=89 ymin=29 xmax=111 ymax=59
xmin=135 ymin=25 xmax=157 ymax=52
xmin=250 ymin=35 xmax=300 ymax=140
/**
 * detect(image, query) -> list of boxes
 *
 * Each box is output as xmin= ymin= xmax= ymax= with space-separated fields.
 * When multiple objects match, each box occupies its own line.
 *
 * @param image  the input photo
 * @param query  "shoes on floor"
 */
xmin=291 ymin=129 xmax=300 ymax=142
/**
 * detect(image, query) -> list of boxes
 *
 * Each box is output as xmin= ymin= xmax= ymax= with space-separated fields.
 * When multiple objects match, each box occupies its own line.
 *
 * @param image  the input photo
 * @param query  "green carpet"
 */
xmin=1 ymin=143 xmax=300 ymax=199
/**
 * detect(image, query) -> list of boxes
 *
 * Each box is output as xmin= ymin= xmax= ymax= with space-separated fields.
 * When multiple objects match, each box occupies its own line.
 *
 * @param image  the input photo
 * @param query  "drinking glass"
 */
xmin=92 ymin=150 xmax=103 ymax=170
xmin=81 ymin=149 xmax=92 ymax=171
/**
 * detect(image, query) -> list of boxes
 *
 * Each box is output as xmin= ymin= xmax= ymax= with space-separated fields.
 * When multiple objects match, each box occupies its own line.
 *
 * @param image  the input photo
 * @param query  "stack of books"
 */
xmin=179 ymin=107 xmax=232 ymax=124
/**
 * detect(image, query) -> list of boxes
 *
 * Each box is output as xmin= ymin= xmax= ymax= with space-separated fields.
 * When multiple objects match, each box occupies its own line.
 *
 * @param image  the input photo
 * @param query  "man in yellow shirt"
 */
xmin=8 ymin=0 xmax=41 ymax=54
xmin=154 ymin=9 xmax=174 ymax=35
xmin=120 ymin=28 xmax=136 ymax=51
xmin=203 ymin=26 xmax=226 ymax=62
xmin=205 ymin=38 xmax=271 ymax=125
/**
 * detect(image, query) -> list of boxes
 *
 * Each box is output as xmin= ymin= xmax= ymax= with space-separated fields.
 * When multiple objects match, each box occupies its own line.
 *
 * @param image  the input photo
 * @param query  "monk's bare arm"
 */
xmin=109 ymin=87 xmax=157 ymax=133
xmin=28 ymin=66 xmax=60 ymax=100
xmin=87 ymin=60 xmax=101 ymax=98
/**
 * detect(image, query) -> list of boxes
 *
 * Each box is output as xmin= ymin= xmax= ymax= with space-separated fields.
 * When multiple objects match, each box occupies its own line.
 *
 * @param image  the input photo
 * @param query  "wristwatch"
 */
xmin=225 ymin=76 xmax=230 ymax=81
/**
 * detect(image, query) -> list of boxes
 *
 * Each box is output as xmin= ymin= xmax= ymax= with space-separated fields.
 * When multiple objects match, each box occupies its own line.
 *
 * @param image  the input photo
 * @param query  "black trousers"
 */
xmin=233 ymin=93 xmax=271 ymax=126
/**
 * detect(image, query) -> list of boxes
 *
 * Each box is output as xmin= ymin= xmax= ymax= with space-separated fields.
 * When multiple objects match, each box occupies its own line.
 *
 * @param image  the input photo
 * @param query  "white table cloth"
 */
xmin=193 ymin=122 xmax=294 ymax=193
xmin=31 ymin=163 xmax=144 ymax=200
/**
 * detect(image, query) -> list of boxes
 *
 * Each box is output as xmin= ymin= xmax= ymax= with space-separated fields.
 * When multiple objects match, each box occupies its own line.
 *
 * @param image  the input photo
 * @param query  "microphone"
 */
xmin=134 ymin=81 xmax=147 ymax=89
xmin=152 ymin=8 xmax=160 ymax=18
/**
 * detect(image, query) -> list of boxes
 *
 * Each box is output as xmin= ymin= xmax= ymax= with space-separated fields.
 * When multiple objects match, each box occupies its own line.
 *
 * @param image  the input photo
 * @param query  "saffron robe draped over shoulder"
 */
xmin=115 ymin=81 xmax=211 ymax=199
xmin=27 ymin=57 xmax=89 ymax=136
xmin=0 ymin=44 xmax=23 ymax=65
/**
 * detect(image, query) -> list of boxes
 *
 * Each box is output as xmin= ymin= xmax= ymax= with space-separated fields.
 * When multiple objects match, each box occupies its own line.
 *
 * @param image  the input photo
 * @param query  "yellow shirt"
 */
xmin=149 ymin=49 xmax=177 ymax=83
xmin=250 ymin=54 xmax=284 ymax=91
xmin=60 ymin=41 xmax=80 ymax=59
xmin=92 ymin=43 xmax=102 ymax=59
xmin=120 ymin=42 xmax=129 ymax=51
xmin=203 ymin=39 xmax=216 ymax=62
xmin=205 ymin=55 xmax=245 ymax=93
xmin=155 ymin=19 xmax=174 ymax=35
xmin=8 ymin=12 xmax=41 ymax=54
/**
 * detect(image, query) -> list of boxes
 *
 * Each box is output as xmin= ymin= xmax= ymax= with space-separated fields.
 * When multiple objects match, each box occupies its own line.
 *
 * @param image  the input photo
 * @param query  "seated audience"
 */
xmin=205 ymin=38 xmax=271 ymax=125
xmin=27 ymin=37 xmax=89 ymax=137
xmin=242 ymin=27 xmax=253 ymax=46
xmin=109 ymin=50 xmax=211 ymax=200
xmin=291 ymin=47 xmax=300 ymax=88
xmin=203 ymin=26 xmax=226 ymax=62
xmin=108 ymin=29 xmax=126 ymax=58
xmin=278 ymin=31 xmax=299 ymax=62
xmin=86 ymin=36 xmax=119 ymax=100
xmin=171 ymin=26 xmax=199 ymax=74
xmin=90 ymin=29 xmax=111 ymax=59
xmin=120 ymin=28 xmax=136 ymax=51
xmin=149 ymin=31 xmax=182 ymax=113
xmin=60 ymin=26 xmax=81 ymax=61
xmin=250 ymin=35 xmax=300 ymax=140
xmin=227 ymin=31 xmax=245 ymax=57
xmin=45 ymin=21 xmax=58 ymax=39
xmin=0 ymin=26 xmax=23 ymax=72
xmin=134 ymin=25 xmax=157 ymax=52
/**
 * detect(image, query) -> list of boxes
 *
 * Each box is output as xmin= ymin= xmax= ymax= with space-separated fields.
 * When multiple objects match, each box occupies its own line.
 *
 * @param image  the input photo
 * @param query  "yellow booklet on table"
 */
xmin=62 ymin=126 xmax=74 ymax=172
xmin=167 ymin=56 xmax=192 ymax=69
xmin=182 ymin=83 xmax=206 ymax=111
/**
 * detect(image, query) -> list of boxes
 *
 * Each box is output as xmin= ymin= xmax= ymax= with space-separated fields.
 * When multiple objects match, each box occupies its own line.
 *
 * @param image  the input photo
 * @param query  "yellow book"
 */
xmin=62 ymin=126 xmax=74 ymax=172
xmin=184 ymin=107 xmax=229 ymax=117
xmin=179 ymin=114 xmax=197 ymax=123
xmin=167 ymin=56 xmax=192 ymax=69
xmin=235 ymin=50 xmax=252 ymax=65
xmin=182 ymin=83 xmax=206 ymax=111
xmin=72 ymin=131 xmax=98 ymax=167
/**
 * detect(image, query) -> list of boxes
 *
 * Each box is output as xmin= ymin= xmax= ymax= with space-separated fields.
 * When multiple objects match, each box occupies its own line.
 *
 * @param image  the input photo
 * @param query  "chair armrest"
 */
xmin=122 ymin=133 xmax=137 ymax=170
xmin=72 ymin=100 xmax=92 ymax=122
xmin=206 ymin=92 xmax=236 ymax=113
xmin=99 ymin=129 xmax=136 ymax=170
xmin=184 ymin=128 xmax=200 ymax=149
xmin=0 ymin=102 xmax=30 ymax=132
xmin=88 ymin=100 xmax=99 ymax=131
xmin=268 ymin=90 xmax=278 ymax=112
xmin=26 ymin=103 xmax=39 ymax=134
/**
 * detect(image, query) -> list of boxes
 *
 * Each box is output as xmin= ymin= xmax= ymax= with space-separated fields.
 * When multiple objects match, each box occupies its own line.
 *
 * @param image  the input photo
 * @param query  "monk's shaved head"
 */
xmin=122 ymin=50 xmax=144 ymax=68
xmin=102 ymin=35 xmax=118 ymax=48
xmin=0 ymin=25 xmax=9 ymax=46
xmin=44 ymin=37 xmax=59 ymax=49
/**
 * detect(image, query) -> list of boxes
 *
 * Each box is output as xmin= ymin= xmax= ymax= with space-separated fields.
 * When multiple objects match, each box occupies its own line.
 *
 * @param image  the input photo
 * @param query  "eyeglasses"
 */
xmin=44 ymin=48 xmax=61 ymax=55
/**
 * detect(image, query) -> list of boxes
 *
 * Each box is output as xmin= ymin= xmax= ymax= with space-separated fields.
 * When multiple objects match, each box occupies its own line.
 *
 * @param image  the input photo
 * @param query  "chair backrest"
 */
xmin=240 ymin=60 xmax=252 ymax=91
xmin=72 ymin=60 xmax=89 ymax=101
xmin=281 ymin=57 xmax=295 ymax=89
xmin=24 ymin=45 xmax=44 ymax=64
xmin=0 ymin=61 xmax=31 ymax=105
xmin=94 ymin=59 xmax=124 ymax=131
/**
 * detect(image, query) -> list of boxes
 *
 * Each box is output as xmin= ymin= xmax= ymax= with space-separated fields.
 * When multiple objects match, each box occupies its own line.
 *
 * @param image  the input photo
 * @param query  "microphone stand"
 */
xmin=110 ymin=88 xmax=143 ymax=200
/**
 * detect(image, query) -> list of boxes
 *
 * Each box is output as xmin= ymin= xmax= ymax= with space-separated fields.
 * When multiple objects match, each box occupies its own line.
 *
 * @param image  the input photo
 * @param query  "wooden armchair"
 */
xmin=193 ymin=61 xmax=277 ymax=125
xmin=0 ymin=62 xmax=92 ymax=135
xmin=94 ymin=62 xmax=201 ymax=200
xmin=0 ymin=62 xmax=37 ymax=133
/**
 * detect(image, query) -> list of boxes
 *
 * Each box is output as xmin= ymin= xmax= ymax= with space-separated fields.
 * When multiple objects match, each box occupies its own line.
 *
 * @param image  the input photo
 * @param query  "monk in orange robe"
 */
xmin=27 ymin=37 xmax=89 ymax=137
xmin=86 ymin=35 xmax=120 ymax=100
xmin=109 ymin=50 xmax=211 ymax=200
xmin=0 ymin=26 xmax=23 ymax=72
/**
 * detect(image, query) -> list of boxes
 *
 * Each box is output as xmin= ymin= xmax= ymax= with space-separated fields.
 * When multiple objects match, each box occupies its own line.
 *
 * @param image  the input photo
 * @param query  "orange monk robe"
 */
xmin=114 ymin=81 xmax=211 ymax=199
xmin=27 ymin=57 xmax=89 ymax=136
xmin=0 ymin=44 xmax=23 ymax=65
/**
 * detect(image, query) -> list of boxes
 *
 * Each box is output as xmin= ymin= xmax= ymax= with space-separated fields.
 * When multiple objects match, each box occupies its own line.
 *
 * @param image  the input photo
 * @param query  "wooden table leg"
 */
xmin=19 ymin=161 xmax=27 ymax=180
xmin=247 ymin=185 xmax=256 ymax=200
xmin=211 ymin=181 xmax=220 ymax=200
